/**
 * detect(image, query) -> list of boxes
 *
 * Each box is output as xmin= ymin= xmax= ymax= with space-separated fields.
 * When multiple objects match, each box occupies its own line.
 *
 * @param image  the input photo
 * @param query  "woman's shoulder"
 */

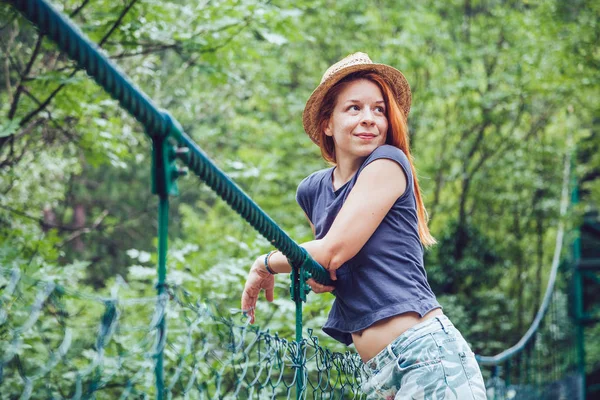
xmin=297 ymin=167 xmax=333 ymax=199
xmin=368 ymin=144 xmax=408 ymax=163
xmin=296 ymin=167 xmax=333 ymax=214
xmin=360 ymin=145 xmax=411 ymax=174
xmin=357 ymin=145 xmax=413 ymax=191
xmin=299 ymin=167 xmax=333 ymax=188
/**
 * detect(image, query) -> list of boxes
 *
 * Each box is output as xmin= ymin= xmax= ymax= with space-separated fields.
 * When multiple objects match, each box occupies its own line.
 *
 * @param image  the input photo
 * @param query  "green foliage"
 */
xmin=1 ymin=0 xmax=599 ymax=395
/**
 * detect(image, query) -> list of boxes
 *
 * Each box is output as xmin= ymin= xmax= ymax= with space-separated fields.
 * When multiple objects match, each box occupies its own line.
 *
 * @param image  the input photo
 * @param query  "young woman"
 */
xmin=241 ymin=52 xmax=487 ymax=399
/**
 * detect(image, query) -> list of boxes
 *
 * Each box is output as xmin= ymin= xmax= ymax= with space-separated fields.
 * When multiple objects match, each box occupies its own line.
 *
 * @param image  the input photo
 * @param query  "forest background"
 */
xmin=1 ymin=0 xmax=599 ymax=383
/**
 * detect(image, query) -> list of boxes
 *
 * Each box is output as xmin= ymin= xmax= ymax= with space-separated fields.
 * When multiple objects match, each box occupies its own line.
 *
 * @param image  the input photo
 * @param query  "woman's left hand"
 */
xmin=241 ymin=257 xmax=275 ymax=324
xmin=306 ymin=278 xmax=335 ymax=294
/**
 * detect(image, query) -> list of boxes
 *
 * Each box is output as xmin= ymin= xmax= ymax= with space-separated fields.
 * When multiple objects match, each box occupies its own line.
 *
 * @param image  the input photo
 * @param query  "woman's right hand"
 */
xmin=241 ymin=256 xmax=275 ymax=324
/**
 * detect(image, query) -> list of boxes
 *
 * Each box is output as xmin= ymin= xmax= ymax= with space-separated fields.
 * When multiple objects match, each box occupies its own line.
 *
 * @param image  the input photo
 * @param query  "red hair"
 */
xmin=315 ymin=71 xmax=436 ymax=247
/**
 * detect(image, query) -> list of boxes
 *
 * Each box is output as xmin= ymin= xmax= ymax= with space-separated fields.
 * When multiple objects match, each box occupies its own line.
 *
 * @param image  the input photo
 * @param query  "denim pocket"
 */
xmin=395 ymin=333 xmax=443 ymax=372
xmin=393 ymin=335 xmax=446 ymax=399
xmin=363 ymin=360 xmax=397 ymax=398
xmin=433 ymin=329 xmax=488 ymax=399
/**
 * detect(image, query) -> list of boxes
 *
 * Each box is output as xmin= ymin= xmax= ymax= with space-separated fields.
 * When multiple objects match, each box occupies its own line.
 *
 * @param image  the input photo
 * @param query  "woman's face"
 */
xmin=324 ymin=79 xmax=388 ymax=164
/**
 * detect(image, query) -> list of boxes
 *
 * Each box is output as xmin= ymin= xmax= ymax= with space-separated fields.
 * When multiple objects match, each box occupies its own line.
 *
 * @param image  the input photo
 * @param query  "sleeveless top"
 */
xmin=296 ymin=145 xmax=441 ymax=345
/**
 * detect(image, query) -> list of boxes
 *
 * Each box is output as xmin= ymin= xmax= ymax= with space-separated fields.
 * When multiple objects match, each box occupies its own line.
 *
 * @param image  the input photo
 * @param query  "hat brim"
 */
xmin=302 ymin=63 xmax=412 ymax=144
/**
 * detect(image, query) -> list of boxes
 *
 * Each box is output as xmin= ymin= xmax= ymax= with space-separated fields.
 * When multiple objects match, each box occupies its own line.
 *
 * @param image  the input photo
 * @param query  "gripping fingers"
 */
xmin=241 ymin=291 xmax=258 ymax=324
xmin=329 ymin=269 xmax=337 ymax=281
xmin=306 ymin=278 xmax=335 ymax=294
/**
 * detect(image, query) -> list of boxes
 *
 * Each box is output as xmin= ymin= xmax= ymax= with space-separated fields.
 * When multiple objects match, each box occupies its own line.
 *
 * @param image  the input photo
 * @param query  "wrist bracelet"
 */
xmin=264 ymin=250 xmax=277 ymax=275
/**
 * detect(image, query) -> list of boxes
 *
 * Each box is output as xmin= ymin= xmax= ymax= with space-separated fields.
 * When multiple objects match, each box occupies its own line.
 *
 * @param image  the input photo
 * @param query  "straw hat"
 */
xmin=302 ymin=52 xmax=412 ymax=144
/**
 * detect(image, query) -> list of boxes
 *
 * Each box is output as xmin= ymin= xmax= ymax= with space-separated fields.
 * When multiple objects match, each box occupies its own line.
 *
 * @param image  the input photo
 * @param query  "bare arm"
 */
xmin=242 ymin=158 xmax=406 ymax=321
xmin=320 ymin=158 xmax=406 ymax=274
xmin=265 ymin=158 xmax=406 ymax=277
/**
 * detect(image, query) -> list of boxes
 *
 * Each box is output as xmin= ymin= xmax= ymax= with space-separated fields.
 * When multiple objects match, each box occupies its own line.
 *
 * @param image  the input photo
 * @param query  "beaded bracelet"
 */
xmin=264 ymin=250 xmax=278 ymax=275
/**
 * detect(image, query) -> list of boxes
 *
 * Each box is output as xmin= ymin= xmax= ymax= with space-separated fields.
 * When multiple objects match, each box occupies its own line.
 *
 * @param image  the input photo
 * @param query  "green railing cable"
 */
xmin=477 ymin=151 xmax=571 ymax=366
xmin=7 ymin=1 xmax=331 ymax=399
xmin=6 ymin=0 xmax=331 ymax=286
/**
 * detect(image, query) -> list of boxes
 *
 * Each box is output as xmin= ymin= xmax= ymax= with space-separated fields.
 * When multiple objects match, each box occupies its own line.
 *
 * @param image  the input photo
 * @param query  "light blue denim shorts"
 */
xmin=360 ymin=315 xmax=487 ymax=399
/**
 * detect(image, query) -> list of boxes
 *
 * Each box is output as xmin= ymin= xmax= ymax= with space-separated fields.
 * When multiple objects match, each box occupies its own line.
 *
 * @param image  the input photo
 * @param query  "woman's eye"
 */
xmin=375 ymin=106 xmax=385 ymax=113
xmin=348 ymin=105 xmax=360 ymax=111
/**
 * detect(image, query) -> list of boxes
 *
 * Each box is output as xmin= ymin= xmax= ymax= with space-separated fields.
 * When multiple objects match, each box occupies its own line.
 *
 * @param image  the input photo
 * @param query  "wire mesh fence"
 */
xmin=1 ymin=1 xmax=586 ymax=398
xmin=479 ymin=264 xmax=583 ymax=400
xmin=0 ymin=266 xmax=366 ymax=399
xmin=1 ymin=263 xmax=584 ymax=399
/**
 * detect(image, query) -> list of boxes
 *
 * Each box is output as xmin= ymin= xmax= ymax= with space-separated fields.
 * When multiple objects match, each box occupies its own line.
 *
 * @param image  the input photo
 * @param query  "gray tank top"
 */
xmin=296 ymin=145 xmax=441 ymax=345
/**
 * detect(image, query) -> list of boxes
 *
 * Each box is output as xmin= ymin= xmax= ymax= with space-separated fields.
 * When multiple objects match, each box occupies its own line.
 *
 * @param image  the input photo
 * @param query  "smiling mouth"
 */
xmin=355 ymin=133 xmax=377 ymax=140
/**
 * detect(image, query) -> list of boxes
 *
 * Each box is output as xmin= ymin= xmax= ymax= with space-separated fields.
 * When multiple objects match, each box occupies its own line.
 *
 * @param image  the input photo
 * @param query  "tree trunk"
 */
xmin=42 ymin=205 xmax=56 ymax=231
xmin=72 ymin=204 xmax=86 ymax=252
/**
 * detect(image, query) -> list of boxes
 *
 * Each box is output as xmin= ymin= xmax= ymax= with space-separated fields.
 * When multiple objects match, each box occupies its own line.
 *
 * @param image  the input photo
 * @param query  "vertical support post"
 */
xmin=517 ymin=351 xmax=523 ymax=389
xmin=574 ymin=245 xmax=585 ymax=399
xmin=535 ymin=336 xmax=542 ymax=397
xmin=525 ymin=343 xmax=531 ymax=387
xmin=290 ymin=251 xmax=312 ymax=400
xmin=491 ymin=365 xmax=498 ymax=400
xmin=151 ymin=135 xmax=169 ymax=400
xmin=551 ymin=295 xmax=558 ymax=383
xmin=571 ymin=164 xmax=586 ymax=400
xmin=292 ymin=266 xmax=304 ymax=400
xmin=150 ymin=131 xmax=185 ymax=400
xmin=505 ymin=359 xmax=511 ymax=392
xmin=155 ymin=194 xmax=169 ymax=400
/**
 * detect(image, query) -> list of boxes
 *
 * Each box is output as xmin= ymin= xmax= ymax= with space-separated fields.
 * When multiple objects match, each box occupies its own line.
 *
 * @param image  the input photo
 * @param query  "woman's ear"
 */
xmin=323 ymin=119 xmax=333 ymax=137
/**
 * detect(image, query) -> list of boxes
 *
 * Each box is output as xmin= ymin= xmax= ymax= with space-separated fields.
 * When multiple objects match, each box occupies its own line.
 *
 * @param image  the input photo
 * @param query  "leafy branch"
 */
xmin=0 ymin=0 xmax=138 ymax=168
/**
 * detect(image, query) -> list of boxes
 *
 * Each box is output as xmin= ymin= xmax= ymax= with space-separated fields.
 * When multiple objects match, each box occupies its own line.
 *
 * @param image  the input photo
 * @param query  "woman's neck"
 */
xmin=332 ymin=157 xmax=365 ymax=190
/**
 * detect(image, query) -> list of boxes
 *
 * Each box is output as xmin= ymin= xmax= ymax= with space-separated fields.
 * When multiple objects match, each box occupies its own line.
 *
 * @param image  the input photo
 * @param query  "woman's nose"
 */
xmin=360 ymin=109 xmax=375 ymax=125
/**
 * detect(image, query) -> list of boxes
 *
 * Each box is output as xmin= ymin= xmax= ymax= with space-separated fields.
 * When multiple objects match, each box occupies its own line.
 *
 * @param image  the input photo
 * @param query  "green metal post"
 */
xmin=525 ymin=344 xmax=531 ymax=386
xmin=293 ymin=265 xmax=304 ymax=400
xmin=491 ymin=366 xmax=498 ymax=400
xmin=572 ymin=164 xmax=586 ymax=399
xmin=151 ymin=135 xmax=184 ymax=400
xmin=551 ymin=296 xmax=558 ymax=383
xmin=289 ymin=253 xmax=312 ymax=400
xmin=517 ymin=352 xmax=523 ymax=388
xmin=534 ymin=338 xmax=543 ymax=396
xmin=155 ymin=194 xmax=168 ymax=400
xmin=574 ymin=246 xmax=585 ymax=398
xmin=505 ymin=359 xmax=511 ymax=390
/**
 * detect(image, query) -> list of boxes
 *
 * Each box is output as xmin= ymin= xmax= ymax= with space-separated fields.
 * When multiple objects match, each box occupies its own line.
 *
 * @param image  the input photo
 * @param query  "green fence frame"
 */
xmin=7 ymin=0 xmax=333 ymax=398
xmin=6 ymin=1 xmax=588 ymax=399
xmin=475 ymin=152 xmax=585 ymax=398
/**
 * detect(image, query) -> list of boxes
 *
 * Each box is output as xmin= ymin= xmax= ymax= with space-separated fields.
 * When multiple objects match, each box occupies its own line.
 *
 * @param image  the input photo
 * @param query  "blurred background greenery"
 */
xmin=0 ymin=0 xmax=598 ymax=393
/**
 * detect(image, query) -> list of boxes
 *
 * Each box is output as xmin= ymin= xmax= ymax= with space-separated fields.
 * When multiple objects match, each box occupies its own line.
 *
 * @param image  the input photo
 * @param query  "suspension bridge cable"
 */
xmin=477 ymin=150 xmax=572 ymax=365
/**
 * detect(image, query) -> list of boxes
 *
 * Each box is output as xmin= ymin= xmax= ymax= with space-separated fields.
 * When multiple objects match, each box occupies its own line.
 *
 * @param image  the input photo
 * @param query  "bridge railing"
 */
xmin=475 ymin=154 xmax=584 ymax=399
xmin=3 ymin=1 xmax=584 ymax=399
xmin=4 ymin=1 xmax=336 ymax=398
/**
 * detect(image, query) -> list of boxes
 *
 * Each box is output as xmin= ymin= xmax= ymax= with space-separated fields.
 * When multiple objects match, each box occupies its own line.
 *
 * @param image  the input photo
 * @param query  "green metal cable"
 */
xmin=7 ymin=0 xmax=332 ymax=287
xmin=477 ymin=152 xmax=572 ymax=366
xmin=6 ymin=2 xmax=329 ymax=399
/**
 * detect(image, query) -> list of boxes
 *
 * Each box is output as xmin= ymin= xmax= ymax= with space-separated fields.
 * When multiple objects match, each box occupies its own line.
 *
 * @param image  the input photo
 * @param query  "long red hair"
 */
xmin=315 ymin=71 xmax=436 ymax=247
